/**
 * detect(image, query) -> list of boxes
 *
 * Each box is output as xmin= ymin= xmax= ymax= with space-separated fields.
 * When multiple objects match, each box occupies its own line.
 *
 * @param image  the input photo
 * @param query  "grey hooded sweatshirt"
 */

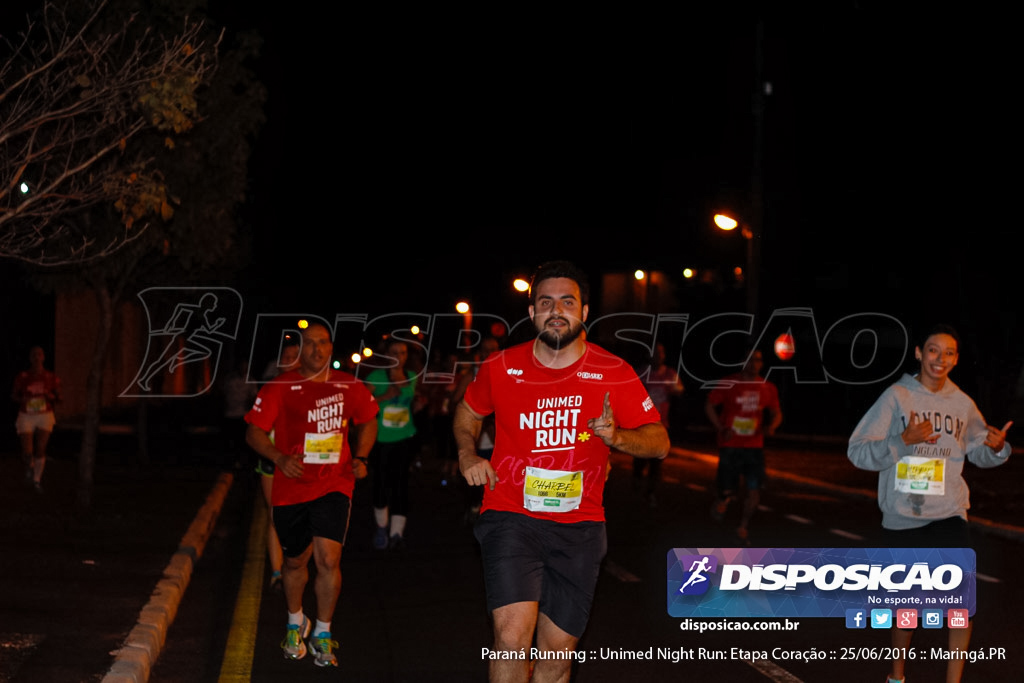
xmin=847 ymin=373 xmax=1010 ymax=530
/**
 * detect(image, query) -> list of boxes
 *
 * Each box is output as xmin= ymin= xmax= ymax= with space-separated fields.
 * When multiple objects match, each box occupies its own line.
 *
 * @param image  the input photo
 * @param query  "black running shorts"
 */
xmin=882 ymin=515 xmax=972 ymax=549
xmin=716 ymin=447 xmax=765 ymax=493
xmin=272 ymin=491 xmax=352 ymax=557
xmin=474 ymin=510 xmax=607 ymax=638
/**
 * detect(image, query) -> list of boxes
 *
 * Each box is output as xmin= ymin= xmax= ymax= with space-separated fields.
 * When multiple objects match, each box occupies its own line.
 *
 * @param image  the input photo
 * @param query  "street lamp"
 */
xmin=713 ymin=213 xmax=758 ymax=316
xmin=634 ymin=269 xmax=648 ymax=310
xmin=456 ymin=300 xmax=472 ymax=338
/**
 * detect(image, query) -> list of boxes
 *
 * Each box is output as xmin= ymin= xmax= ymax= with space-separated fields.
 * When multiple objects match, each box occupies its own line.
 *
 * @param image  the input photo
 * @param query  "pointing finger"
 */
xmin=1001 ymin=421 xmax=1013 ymax=434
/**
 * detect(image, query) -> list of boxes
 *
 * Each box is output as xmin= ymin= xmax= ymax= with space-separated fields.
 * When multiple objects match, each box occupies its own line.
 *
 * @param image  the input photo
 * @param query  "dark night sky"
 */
xmin=225 ymin=5 xmax=1019 ymax=334
xmin=0 ymin=2 xmax=1020 ymax=439
xmin=5 ymin=2 xmax=1012 ymax=322
xmin=2 ymin=4 xmax=1020 ymax=389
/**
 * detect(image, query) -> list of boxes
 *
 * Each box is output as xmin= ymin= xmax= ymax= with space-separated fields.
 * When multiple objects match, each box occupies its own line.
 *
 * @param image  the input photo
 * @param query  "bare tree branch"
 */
xmin=0 ymin=0 xmax=218 ymax=265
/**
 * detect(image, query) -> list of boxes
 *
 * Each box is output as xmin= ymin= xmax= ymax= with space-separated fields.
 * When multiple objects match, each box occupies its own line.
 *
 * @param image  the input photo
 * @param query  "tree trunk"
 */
xmin=137 ymin=399 xmax=150 ymax=465
xmin=77 ymin=282 xmax=115 ymax=508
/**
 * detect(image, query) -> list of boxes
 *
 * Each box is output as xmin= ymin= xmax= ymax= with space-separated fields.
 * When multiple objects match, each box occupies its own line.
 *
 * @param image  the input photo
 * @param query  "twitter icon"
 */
xmin=870 ymin=609 xmax=892 ymax=629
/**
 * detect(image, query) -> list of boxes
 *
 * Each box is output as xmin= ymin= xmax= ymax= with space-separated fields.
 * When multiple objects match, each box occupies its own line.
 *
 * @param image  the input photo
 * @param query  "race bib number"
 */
xmin=731 ymin=416 xmax=757 ymax=436
xmin=524 ymin=466 xmax=584 ymax=513
xmin=25 ymin=397 xmax=47 ymax=414
xmin=303 ymin=432 xmax=343 ymax=464
xmin=382 ymin=404 xmax=411 ymax=428
xmin=894 ymin=456 xmax=945 ymax=495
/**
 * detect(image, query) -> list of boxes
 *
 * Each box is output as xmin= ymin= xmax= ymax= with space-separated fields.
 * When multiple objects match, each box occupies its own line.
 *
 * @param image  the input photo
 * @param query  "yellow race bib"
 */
xmin=524 ymin=466 xmax=584 ymax=513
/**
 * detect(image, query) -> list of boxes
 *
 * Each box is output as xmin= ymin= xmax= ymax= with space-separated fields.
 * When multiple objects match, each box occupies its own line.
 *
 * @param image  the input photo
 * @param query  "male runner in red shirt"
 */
xmin=246 ymin=322 xmax=378 ymax=668
xmin=454 ymin=260 xmax=670 ymax=682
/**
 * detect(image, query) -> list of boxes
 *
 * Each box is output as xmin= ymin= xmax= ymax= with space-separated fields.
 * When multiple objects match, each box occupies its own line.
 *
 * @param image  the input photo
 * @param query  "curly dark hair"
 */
xmin=528 ymin=260 xmax=590 ymax=306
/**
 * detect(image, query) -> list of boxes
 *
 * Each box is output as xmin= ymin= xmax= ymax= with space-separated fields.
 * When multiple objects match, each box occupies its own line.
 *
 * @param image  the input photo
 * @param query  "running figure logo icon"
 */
xmin=122 ymin=287 xmax=243 ymax=398
xmin=677 ymin=555 xmax=718 ymax=596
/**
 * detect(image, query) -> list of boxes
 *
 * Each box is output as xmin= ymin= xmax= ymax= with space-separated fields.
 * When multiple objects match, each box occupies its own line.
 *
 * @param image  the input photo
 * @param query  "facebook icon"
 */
xmin=845 ymin=609 xmax=866 ymax=629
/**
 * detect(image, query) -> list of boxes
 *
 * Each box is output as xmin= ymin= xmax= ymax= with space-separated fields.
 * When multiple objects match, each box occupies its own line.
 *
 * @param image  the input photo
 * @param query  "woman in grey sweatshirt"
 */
xmin=847 ymin=323 xmax=1012 ymax=683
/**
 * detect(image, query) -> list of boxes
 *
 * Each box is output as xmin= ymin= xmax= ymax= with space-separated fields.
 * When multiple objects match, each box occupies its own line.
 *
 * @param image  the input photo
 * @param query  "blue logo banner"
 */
xmin=667 ymin=547 xmax=976 ymax=618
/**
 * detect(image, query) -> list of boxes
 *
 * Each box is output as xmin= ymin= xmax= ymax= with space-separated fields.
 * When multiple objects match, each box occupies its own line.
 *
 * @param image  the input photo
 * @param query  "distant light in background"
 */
xmin=350 ymin=352 xmax=362 ymax=364
xmin=513 ymin=278 xmax=529 ymax=292
xmin=634 ymin=270 xmax=646 ymax=281
xmin=774 ymin=332 xmax=796 ymax=361
xmin=682 ymin=268 xmax=695 ymax=279
xmin=297 ymin=319 xmax=309 ymax=329
xmin=362 ymin=348 xmax=373 ymax=358
xmin=713 ymin=212 xmax=757 ymax=314
xmin=332 ymin=359 xmax=340 ymax=369
xmin=455 ymin=301 xmax=470 ymax=314
xmin=20 ymin=182 xmax=30 ymax=194
xmin=410 ymin=325 xmax=420 ymax=335
xmin=714 ymin=214 xmax=739 ymax=231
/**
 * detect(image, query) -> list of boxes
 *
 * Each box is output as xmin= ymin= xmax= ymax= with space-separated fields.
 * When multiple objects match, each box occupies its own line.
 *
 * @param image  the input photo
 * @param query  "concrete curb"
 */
xmin=101 ymin=472 xmax=234 ymax=683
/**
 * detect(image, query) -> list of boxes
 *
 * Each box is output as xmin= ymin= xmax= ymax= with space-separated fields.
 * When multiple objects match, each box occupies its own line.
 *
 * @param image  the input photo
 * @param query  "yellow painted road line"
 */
xmin=217 ymin=494 xmax=268 ymax=683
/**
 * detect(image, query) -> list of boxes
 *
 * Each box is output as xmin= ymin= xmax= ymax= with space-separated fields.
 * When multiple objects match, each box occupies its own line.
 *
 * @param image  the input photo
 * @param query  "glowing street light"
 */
xmin=456 ymin=300 xmax=472 ymax=334
xmin=714 ymin=213 xmax=753 ymax=240
xmin=713 ymin=212 xmax=758 ymax=316
xmin=714 ymin=214 xmax=738 ymax=231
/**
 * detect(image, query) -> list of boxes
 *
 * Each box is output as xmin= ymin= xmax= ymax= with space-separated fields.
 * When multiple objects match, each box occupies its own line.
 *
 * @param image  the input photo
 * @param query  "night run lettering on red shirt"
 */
xmin=520 ymin=396 xmax=584 ymax=450
xmin=308 ymin=393 xmax=346 ymax=432
xmin=734 ymin=391 xmax=762 ymax=412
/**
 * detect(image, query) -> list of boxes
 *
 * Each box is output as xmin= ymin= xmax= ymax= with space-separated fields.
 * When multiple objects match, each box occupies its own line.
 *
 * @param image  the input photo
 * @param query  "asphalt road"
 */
xmin=150 ymin=435 xmax=1024 ymax=682
xmin=2 ymin=431 xmax=1022 ymax=682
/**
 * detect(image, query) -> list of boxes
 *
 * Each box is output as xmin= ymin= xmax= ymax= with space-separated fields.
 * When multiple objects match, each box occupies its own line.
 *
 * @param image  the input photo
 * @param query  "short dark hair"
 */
xmin=302 ymin=320 xmax=334 ymax=343
xmin=528 ymin=260 xmax=590 ymax=306
xmin=917 ymin=323 xmax=960 ymax=352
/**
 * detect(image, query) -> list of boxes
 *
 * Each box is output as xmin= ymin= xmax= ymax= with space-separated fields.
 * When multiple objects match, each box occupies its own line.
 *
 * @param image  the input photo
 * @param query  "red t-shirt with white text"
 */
xmin=246 ymin=369 xmax=378 ymax=506
xmin=463 ymin=342 xmax=660 ymax=523
xmin=13 ymin=370 xmax=60 ymax=415
xmin=707 ymin=375 xmax=780 ymax=449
